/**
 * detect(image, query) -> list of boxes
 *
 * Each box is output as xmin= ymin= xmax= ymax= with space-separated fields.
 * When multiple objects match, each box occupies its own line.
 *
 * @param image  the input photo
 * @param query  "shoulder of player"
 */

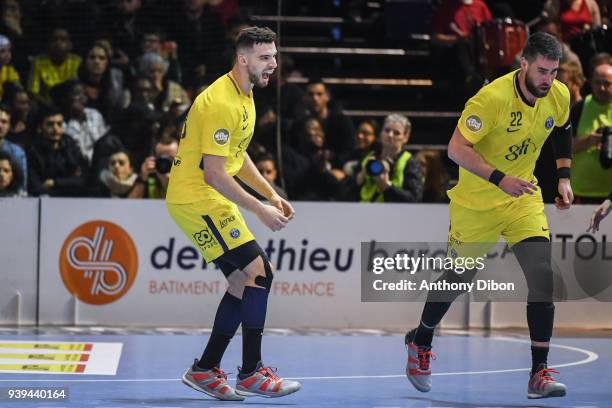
xmin=550 ymin=79 xmax=570 ymax=100
xmin=468 ymin=76 xmax=509 ymax=109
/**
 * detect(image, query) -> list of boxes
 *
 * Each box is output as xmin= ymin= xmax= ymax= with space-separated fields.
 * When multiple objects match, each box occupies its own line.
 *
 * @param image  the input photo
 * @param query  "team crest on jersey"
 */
xmin=544 ymin=116 xmax=554 ymax=130
xmin=230 ymin=228 xmax=240 ymax=239
xmin=465 ymin=115 xmax=483 ymax=132
xmin=213 ymin=128 xmax=230 ymax=145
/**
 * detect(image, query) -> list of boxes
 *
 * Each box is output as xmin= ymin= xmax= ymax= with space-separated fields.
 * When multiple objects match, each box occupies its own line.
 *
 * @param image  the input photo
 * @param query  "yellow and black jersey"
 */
xmin=166 ymin=72 xmax=256 ymax=204
xmin=448 ymin=69 xmax=570 ymax=210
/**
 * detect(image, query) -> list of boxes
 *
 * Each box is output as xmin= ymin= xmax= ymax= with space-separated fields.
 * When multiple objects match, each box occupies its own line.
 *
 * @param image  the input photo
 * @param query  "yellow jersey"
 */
xmin=0 ymin=65 xmax=20 ymax=98
xmin=448 ymin=70 xmax=570 ymax=210
xmin=28 ymin=54 xmax=81 ymax=102
xmin=166 ymin=72 xmax=256 ymax=204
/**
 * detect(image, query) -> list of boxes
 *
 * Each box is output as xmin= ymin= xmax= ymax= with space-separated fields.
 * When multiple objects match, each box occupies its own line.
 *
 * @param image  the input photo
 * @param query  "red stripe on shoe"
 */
xmin=207 ymin=379 xmax=222 ymax=389
xmin=219 ymin=385 xmax=228 ymax=395
xmin=259 ymin=378 xmax=273 ymax=391
xmin=192 ymin=373 xmax=210 ymax=381
xmin=273 ymin=380 xmax=283 ymax=393
xmin=409 ymin=369 xmax=430 ymax=375
xmin=239 ymin=376 xmax=258 ymax=388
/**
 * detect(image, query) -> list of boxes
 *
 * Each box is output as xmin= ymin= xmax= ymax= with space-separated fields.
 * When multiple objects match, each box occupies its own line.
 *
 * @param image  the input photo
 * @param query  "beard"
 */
xmin=248 ymin=68 xmax=268 ymax=88
xmin=525 ymin=73 xmax=551 ymax=98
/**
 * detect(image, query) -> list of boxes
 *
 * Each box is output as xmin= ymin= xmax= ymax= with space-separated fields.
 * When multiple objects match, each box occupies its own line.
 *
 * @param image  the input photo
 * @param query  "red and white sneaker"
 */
xmin=405 ymin=328 xmax=436 ymax=392
xmin=528 ymin=364 xmax=567 ymax=399
xmin=182 ymin=359 xmax=244 ymax=401
xmin=236 ymin=362 xmax=301 ymax=398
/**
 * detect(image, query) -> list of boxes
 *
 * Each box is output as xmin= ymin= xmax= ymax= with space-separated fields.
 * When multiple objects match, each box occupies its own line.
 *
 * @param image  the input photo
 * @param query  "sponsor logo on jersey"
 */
xmin=465 ymin=115 xmax=483 ymax=132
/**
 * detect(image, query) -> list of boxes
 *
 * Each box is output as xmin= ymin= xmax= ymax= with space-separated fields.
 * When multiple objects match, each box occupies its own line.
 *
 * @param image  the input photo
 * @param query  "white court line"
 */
xmin=0 ymin=336 xmax=598 ymax=382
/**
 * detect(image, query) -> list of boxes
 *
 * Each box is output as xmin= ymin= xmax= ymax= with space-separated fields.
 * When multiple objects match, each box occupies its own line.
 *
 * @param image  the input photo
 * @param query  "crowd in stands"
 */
xmin=0 ymin=0 xmax=609 ymax=204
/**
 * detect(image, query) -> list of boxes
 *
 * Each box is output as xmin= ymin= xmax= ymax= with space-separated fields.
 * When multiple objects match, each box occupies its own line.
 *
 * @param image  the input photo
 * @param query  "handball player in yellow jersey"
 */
xmin=405 ymin=32 xmax=574 ymax=399
xmin=166 ymin=27 xmax=300 ymax=401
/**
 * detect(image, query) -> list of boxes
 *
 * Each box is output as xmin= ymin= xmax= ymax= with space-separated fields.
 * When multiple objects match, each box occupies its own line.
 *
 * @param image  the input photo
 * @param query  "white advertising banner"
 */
xmin=0 ymin=198 xmax=39 ymax=325
xmin=36 ymin=198 xmax=611 ymax=329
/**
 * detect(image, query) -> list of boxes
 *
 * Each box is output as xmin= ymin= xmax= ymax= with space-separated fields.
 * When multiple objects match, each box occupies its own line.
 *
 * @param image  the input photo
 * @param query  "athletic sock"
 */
xmin=197 ymin=292 xmax=241 ymax=370
xmin=240 ymin=286 xmax=269 ymax=375
xmin=531 ymin=346 xmax=549 ymax=376
xmin=414 ymin=320 xmax=436 ymax=347
xmin=241 ymin=327 xmax=263 ymax=376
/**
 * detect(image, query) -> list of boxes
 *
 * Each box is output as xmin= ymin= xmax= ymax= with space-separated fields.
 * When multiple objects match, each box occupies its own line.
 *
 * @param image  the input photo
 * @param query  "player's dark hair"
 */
xmin=522 ymin=32 xmax=562 ymax=62
xmin=235 ymin=26 xmax=276 ymax=51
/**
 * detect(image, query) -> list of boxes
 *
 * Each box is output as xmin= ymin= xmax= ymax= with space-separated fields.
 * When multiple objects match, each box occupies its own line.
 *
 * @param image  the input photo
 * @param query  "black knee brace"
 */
xmin=527 ymin=302 xmax=555 ymax=342
xmin=513 ymin=237 xmax=554 ymax=303
xmin=254 ymin=253 xmax=274 ymax=291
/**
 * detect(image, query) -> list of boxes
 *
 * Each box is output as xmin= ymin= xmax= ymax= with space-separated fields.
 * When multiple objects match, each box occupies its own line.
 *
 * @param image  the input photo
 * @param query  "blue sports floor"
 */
xmin=0 ymin=328 xmax=609 ymax=408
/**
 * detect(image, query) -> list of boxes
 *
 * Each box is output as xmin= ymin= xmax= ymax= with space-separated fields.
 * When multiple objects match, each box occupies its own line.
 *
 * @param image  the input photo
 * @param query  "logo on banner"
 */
xmin=59 ymin=220 xmax=138 ymax=305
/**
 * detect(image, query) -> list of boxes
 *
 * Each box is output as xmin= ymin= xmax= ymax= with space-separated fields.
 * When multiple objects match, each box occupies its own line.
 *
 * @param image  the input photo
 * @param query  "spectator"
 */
xmin=414 ymin=149 xmax=450 ymax=203
xmin=114 ymin=76 xmax=162 ymax=167
xmin=0 ymin=0 xmax=31 ymax=77
xmin=355 ymin=114 xmax=424 ymax=203
xmin=163 ymin=0 xmax=227 ymax=89
xmin=26 ymin=105 xmax=88 ymax=197
xmin=292 ymin=117 xmax=345 ymax=201
xmin=532 ymin=17 xmax=582 ymax=69
xmin=98 ymin=0 xmax=155 ymax=62
xmin=95 ymin=148 xmax=137 ymax=198
xmin=339 ymin=119 xmax=379 ymax=176
xmin=295 ymin=78 xmax=355 ymax=157
xmin=28 ymin=27 xmax=81 ymax=104
xmin=138 ymin=52 xmax=190 ymax=113
xmin=93 ymin=34 xmax=131 ymax=81
xmin=254 ymin=152 xmax=288 ymax=199
xmin=51 ymin=79 xmax=110 ymax=164
xmin=4 ymin=83 xmax=32 ymax=147
xmin=0 ymin=34 xmax=19 ymax=99
xmin=571 ymin=53 xmax=612 ymax=203
xmin=559 ymin=0 xmax=601 ymax=41
xmin=134 ymin=27 xmax=181 ymax=84
xmin=129 ymin=135 xmax=178 ymax=199
xmin=0 ymin=103 xmax=25 ymax=191
xmin=558 ymin=60 xmax=586 ymax=106
xmin=254 ymin=54 xmax=306 ymax=151
xmin=0 ymin=149 xmax=25 ymax=196
xmin=78 ymin=43 xmax=125 ymax=121
xmin=431 ymin=0 xmax=493 ymax=91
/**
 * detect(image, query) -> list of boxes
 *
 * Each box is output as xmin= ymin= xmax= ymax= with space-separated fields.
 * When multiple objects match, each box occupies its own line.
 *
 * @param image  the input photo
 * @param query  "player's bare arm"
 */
xmin=203 ymin=154 xmax=288 ymax=231
xmin=448 ymin=126 xmax=537 ymax=198
xmin=236 ymin=153 xmax=295 ymax=219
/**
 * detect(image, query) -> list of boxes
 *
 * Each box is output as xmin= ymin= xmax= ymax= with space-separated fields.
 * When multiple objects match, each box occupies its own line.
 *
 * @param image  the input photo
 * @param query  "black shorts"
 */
xmin=213 ymin=240 xmax=267 ymax=278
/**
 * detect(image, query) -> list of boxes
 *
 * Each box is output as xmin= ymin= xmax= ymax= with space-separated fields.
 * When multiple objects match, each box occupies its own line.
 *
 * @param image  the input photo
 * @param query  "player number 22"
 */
xmin=510 ymin=111 xmax=522 ymax=127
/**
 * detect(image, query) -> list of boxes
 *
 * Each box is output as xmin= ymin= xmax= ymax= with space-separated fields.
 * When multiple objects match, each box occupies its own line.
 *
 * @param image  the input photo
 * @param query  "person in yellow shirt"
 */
xmin=27 ymin=28 xmax=81 ymax=103
xmin=166 ymin=27 xmax=300 ymax=401
xmin=405 ymin=32 xmax=574 ymax=399
xmin=0 ymin=35 xmax=20 ymax=99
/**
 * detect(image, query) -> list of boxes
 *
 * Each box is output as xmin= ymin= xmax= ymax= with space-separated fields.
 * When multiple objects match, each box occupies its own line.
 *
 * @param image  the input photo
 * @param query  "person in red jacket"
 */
xmin=431 ymin=0 xmax=493 ymax=93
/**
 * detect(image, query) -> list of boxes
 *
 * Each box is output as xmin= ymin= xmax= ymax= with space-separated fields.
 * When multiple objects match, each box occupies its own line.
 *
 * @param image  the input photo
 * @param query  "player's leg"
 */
xmin=197 ymin=258 xmax=244 ymax=371
xmin=505 ymin=199 xmax=566 ymax=399
xmin=167 ymin=201 xmax=246 ymax=401
xmin=218 ymin=241 xmax=301 ymax=398
xmin=406 ymin=201 xmax=499 ymax=392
